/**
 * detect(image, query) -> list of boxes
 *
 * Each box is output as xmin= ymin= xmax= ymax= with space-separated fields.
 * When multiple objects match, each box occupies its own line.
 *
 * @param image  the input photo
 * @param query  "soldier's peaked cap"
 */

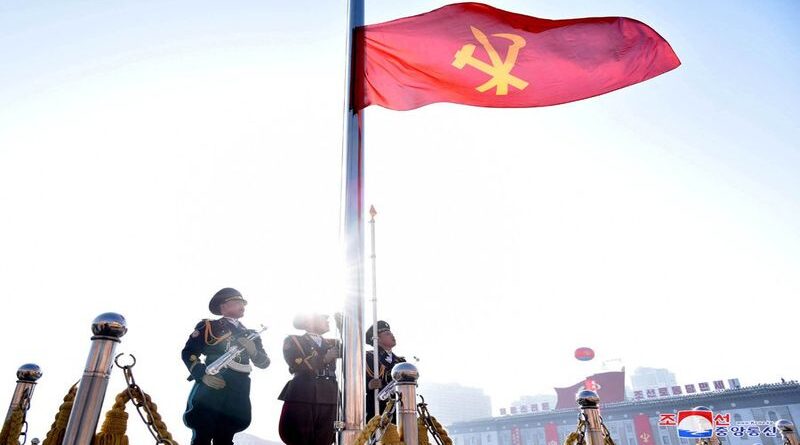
xmin=209 ymin=287 xmax=247 ymax=315
xmin=365 ymin=320 xmax=391 ymax=345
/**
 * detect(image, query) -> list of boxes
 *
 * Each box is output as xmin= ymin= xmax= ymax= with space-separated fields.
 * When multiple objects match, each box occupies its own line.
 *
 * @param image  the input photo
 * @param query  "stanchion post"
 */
xmin=392 ymin=363 xmax=419 ymax=445
xmin=776 ymin=420 xmax=799 ymax=445
xmin=4 ymin=364 xmax=42 ymax=423
xmin=577 ymin=390 xmax=604 ymax=445
xmin=61 ymin=313 xmax=127 ymax=445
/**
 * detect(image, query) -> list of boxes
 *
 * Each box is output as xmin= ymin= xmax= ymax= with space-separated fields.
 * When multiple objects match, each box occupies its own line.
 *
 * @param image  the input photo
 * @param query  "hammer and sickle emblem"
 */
xmin=640 ymin=433 xmax=651 ymax=443
xmin=452 ymin=26 xmax=529 ymax=95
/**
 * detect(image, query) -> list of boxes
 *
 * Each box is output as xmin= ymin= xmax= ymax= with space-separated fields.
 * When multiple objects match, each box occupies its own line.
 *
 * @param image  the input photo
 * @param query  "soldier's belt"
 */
xmin=226 ymin=361 xmax=253 ymax=374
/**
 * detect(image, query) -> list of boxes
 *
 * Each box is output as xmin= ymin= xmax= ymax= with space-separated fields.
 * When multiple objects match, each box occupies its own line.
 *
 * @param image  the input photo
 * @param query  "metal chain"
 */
xmin=575 ymin=413 xmax=588 ymax=445
xmin=15 ymin=387 xmax=33 ymax=445
xmin=599 ymin=415 xmax=616 ymax=445
xmin=368 ymin=397 xmax=398 ymax=445
xmin=114 ymin=354 xmax=174 ymax=445
xmin=17 ymin=419 xmax=29 ymax=445
xmin=417 ymin=395 xmax=445 ymax=445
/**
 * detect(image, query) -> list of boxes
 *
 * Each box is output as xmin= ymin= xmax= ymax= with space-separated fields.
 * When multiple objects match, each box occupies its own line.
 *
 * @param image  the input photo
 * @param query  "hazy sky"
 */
xmin=1 ymin=0 xmax=798 ymax=443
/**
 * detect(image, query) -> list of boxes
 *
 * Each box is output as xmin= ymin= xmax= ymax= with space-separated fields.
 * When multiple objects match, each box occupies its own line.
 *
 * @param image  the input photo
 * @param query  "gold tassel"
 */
xmin=42 ymin=385 xmax=78 ymax=445
xmin=94 ymin=392 xmax=131 ymax=445
xmin=379 ymin=423 xmax=403 ymax=445
xmin=94 ymin=388 xmax=178 ymax=445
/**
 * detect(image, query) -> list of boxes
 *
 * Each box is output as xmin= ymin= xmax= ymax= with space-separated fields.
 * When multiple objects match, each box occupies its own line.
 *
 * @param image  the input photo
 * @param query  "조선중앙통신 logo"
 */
xmin=659 ymin=411 xmax=778 ymax=439
xmin=676 ymin=410 xmax=714 ymax=438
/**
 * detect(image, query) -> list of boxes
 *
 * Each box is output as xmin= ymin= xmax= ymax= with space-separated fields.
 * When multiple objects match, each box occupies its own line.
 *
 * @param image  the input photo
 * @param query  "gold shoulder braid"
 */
xmin=290 ymin=336 xmax=315 ymax=371
xmin=204 ymin=319 xmax=231 ymax=346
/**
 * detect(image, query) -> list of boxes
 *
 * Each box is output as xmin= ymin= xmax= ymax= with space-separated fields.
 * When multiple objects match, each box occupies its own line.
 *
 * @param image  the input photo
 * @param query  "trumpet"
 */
xmin=205 ymin=325 xmax=267 ymax=376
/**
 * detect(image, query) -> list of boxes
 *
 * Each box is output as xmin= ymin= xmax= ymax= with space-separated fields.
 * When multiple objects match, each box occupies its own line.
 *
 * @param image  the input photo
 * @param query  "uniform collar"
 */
xmin=224 ymin=317 xmax=241 ymax=328
xmin=306 ymin=332 xmax=323 ymax=346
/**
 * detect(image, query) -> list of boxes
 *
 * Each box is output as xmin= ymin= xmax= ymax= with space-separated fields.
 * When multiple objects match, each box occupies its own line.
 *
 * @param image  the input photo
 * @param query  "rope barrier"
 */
xmin=353 ymin=395 xmax=454 ymax=445
xmin=564 ymin=417 xmax=587 ymax=445
xmin=0 ymin=408 xmax=25 ymax=445
xmin=42 ymin=385 xmax=78 ymax=445
xmin=417 ymin=397 xmax=452 ymax=445
xmin=565 ymin=413 xmax=616 ymax=445
xmin=354 ymin=399 xmax=397 ymax=445
xmin=94 ymin=354 xmax=177 ymax=445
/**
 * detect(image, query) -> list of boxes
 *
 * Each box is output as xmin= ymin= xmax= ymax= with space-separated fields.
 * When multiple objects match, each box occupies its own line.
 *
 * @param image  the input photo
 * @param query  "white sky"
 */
xmin=1 ymin=0 xmax=798 ymax=443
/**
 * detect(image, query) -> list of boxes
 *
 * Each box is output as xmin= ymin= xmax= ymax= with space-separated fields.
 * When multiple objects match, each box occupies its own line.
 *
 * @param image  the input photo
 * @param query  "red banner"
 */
xmin=511 ymin=427 xmax=522 ymax=445
xmin=355 ymin=2 xmax=680 ymax=110
xmin=544 ymin=423 xmax=559 ymax=445
xmin=555 ymin=370 xmax=626 ymax=409
xmin=634 ymin=414 xmax=655 ymax=445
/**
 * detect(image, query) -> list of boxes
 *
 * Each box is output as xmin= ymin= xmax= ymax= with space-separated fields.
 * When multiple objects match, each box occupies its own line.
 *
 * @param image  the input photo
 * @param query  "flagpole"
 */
xmin=368 ymin=205 xmax=380 ymax=418
xmin=339 ymin=0 xmax=365 ymax=443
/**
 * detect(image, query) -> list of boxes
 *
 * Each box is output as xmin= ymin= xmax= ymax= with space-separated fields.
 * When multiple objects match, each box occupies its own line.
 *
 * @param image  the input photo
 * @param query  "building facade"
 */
xmin=418 ymin=382 xmax=492 ymax=425
xmin=448 ymin=382 xmax=800 ymax=445
xmin=630 ymin=368 xmax=678 ymax=393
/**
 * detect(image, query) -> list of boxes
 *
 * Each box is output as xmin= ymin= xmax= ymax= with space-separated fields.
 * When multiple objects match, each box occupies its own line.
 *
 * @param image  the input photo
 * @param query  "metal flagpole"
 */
xmin=368 ymin=205 xmax=380 ymax=418
xmin=339 ymin=0 xmax=365 ymax=443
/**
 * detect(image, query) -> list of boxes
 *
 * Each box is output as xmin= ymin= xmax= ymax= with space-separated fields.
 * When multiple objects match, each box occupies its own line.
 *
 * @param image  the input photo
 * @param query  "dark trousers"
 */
xmin=278 ymin=401 xmax=336 ymax=445
xmin=184 ymin=372 xmax=252 ymax=445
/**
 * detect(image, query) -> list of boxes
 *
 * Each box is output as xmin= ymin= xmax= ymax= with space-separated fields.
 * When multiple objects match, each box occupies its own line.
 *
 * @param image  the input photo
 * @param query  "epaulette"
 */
xmin=203 ymin=319 xmax=231 ymax=346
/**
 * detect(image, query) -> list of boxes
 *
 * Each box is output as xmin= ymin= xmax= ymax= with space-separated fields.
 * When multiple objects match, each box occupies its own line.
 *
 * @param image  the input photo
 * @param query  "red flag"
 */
xmin=511 ymin=427 xmax=522 ymax=445
xmin=544 ymin=423 xmax=559 ymax=445
xmin=554 ymin=380 xmax=583 ymax=409
xmin=555 ymin=370 xmax=626 ymax=409
xmin=634 ymin=414 xmax=655 ymax=445
xmin=355 ymin=2 xmax=680 ymax=111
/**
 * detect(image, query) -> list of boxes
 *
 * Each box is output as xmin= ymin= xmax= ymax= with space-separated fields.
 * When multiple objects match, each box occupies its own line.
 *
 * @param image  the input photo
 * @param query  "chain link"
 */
xmin=599 ymin=415 xmax=616 ymax=445
xmin=114 ymin=354 xmax=175 ymax=445
xmin=367 ymin=397 xmax=398 ymax=445
xmin=418 ymin=396 xmax=445 ymax=445
xmin=15 ymin=387 xmax=33 ymax=445
xmin=576 ymin=414 xmax=588 ymax=445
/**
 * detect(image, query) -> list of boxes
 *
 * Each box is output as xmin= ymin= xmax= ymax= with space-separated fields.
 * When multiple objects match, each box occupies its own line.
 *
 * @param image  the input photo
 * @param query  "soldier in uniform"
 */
xmin=278 ymin=313 xmax=341 ymax=445
xmin=365 ymin=320 xmax=405 ymax=419
xmin=182 ymin=288 xmax=271 ymax=445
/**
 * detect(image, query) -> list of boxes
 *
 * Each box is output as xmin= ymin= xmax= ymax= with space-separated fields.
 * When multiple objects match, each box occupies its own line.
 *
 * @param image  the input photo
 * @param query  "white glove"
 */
xmin=323 ymin=343 xmax=341 ymax=363
xmin=237 ymin=337 xmax=258 ymax=356
xmin=202 ymin=374 xmax=226 ymax=390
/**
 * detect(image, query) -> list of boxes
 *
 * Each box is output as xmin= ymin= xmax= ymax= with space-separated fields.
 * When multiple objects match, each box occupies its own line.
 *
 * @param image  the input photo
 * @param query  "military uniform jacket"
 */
xmin=278 ymin=334 xmax=339 ymax=405
xmin=182 ymin=318 xmax=270 ymax=380
xmin=366 ymin=348 xmax=405 ymax=418
xmin=366 ymin=348 xmax=405 ymax=388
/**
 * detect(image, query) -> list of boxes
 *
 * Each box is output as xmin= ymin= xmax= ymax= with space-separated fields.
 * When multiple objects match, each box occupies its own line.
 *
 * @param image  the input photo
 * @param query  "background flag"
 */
xmin=355 ymin=2 xmax=680 ymax=111
xmin=634 ymin=414 xmax=656 ymax=445
xmin=544 ymin=423 xmax=559 ymax=445
xmin=554 ymin=370 xmax=626 ymax=409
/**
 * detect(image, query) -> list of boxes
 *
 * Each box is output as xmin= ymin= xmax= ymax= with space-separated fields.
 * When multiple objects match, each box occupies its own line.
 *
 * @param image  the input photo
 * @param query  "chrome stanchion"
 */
xmin=577 ymin=390 xmax=604 ymax=445
xmin=4 ymin=364 xmax=42 ymax=423
xmin=61 ymin=313 xmax=127 ymax=445
xmin=776 ymin=420 xmax=799 ymax=445
xmin=392 ymin=363 xmax=419 ymax=445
